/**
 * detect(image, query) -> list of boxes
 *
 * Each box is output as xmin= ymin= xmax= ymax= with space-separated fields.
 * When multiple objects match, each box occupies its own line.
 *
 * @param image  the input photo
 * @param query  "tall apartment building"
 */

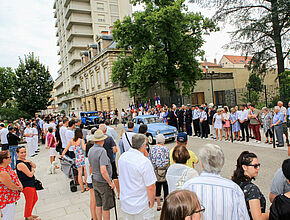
xmin=53 ymin=0 xmax=132 ymax=115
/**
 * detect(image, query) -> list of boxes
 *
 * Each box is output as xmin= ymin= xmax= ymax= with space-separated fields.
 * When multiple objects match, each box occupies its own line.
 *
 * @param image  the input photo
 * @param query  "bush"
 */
xmin=0 ymin=107 xmax=30 ymax=121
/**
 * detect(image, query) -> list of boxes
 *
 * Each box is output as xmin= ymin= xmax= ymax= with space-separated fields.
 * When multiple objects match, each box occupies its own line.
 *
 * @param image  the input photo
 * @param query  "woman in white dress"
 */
xmin=213 ymin=109 xmax=223 ymax=141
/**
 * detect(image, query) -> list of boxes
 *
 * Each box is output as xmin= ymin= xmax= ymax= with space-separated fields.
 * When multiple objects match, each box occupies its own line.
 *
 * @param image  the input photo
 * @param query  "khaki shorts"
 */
xmin=123 ymin=206 xmax=155 ymax=220
xmin=92 ymin=180 xmax=114 ymax=210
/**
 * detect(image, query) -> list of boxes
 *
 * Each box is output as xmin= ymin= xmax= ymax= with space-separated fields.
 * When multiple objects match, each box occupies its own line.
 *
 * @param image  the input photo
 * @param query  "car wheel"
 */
xmin=147 ymin=134 xmax=155 ymax=145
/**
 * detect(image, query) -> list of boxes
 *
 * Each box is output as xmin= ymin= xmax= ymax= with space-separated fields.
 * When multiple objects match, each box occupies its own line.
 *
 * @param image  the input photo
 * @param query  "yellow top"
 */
xmin=169 ymin=147 xmax=199 ymax=168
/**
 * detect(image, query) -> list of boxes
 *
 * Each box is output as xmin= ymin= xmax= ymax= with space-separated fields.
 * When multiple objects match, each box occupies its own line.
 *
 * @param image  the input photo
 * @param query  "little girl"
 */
xmin=47 ymin=127 xmax=58 ymax=164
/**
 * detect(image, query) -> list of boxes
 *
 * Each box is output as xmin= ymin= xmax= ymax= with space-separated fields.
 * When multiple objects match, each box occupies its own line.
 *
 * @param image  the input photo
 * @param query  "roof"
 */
xmin=201 ymin=61 xmax=222 ymax=68
xmin=222 ymin=55 xmax=252 ymax=64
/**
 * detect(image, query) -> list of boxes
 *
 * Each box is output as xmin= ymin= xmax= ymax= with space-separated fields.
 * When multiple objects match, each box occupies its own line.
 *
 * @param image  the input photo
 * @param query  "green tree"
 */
xmin=0 ymin=67 xmax=16 ymax=107
xmin=190 ymin=0 xmax=289 ymax=83
xmin=244 ymin=73 xmax=263 ymax=105
xmin=112 ymin=0 xmax=217 ymax=99
xmin=279 ymin=70 xmax=290 ymax=104
xmin=14 ymin=53 xmax=54 ymax=117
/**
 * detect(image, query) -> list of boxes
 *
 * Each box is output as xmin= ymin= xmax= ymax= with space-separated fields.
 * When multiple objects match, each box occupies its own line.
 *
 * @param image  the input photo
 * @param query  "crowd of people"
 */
xmin=0 ymin=99 xmax=289 ymax=220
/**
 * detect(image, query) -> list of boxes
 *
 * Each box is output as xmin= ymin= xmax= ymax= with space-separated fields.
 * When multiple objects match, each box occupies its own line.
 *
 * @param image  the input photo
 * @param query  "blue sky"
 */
xmin=0 ymin=0 xmax=235 ymax=80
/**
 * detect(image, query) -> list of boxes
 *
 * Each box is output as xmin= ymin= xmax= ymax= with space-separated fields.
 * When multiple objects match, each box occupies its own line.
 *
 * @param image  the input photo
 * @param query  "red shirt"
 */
xmin=0 ymin=166 xmax=21 ymax=209
xmin=47 ymin=133 xmax=56 ymax=148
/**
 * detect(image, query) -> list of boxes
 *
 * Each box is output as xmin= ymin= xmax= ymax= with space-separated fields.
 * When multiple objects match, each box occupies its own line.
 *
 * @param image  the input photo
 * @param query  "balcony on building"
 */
xmin=64 ymin=0 xmax=90 ymax=7
xmin=69 ymin=50 xmax=82 ymax=65
xmin=67 ymin=40 xmax=88 ymax=53
xmin=71 ymin=78 xmax=80 ymax=90
xmin=54 ymin=75 xmax=63 ymax=89
xmin=57 ymin=49 xmax=61 ymax=55
xmin=66 ymin=26 xmax=93 ymax=42
xmin=65 ymin=2 xmax=91 ymax=19
xmin=56 ymin=38 xmax=60 ymax=46
xmin=58 ymin=57 xmax=62 ymax=65
xmin=53 ymin=0 xmax=56 ymax=9
xmin=56 ymin=27 xmax=60 ymax=37
xmin=65 ymin=13 xmax=92 ymax=30
xmin=55 ymin=19 xmax=59 ymax=28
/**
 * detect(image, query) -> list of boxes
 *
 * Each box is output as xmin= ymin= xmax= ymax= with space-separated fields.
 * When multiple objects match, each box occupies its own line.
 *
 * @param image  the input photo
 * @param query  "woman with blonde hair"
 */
xmin=213 ymin=108 xmax=223 ymax=141
xmin=160 ymin=190 xmax=204 ymax=220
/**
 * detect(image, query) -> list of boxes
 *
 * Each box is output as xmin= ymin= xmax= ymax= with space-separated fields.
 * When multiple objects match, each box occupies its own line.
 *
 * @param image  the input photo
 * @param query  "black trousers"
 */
xmin=186 ymin=122 xmax=192 ymax=136
xmin=201 ymin=121 xmax=208 ymax=138
xmin=155 ymin=181 xmax=169 ymax=198
xmin=193 ymin=119 xmax=200 ymax=136
xmin=178 ymin=120 xmax=184 ymax=132
xmin=240 ymin=121 xmax=249 ymax=141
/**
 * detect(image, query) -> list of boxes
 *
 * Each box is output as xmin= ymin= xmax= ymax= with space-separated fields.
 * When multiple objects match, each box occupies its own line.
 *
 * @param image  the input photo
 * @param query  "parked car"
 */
xmin=80 ymin=111 xmax=101 ymax=127
xmin=132 ymin=115 xmax=177 ymax=144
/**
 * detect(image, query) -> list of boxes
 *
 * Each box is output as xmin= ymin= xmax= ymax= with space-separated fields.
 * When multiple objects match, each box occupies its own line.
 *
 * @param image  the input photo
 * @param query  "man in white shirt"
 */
xmin=60 ymin=118 xmax=69 ymax=153
xmin=118 ymin=134 xmax=156 ymax=219
xmin=65 ymin=120 xmax=75 ymax=158
xmin=122 ymin=121 xmax=136 ymax=152
xmin=183 ymin=144 xmax=250 ymax=220
xmin=192 ymin=106 xmax=200 ymax=137
xmin=278 ymin=101 xmax=289 ymax=146
xmin=238 ymin=104 xmax=249 ymax=142
xmin=24 ymin=123 xmax=36 ymax=157
xmin=0 ymin=124 xmax=9 ymax=150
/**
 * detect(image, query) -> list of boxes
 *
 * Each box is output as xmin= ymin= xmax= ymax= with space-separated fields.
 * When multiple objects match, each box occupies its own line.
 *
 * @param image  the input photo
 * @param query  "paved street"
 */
xmin=8 ymin=126 xmax=289 ymax=220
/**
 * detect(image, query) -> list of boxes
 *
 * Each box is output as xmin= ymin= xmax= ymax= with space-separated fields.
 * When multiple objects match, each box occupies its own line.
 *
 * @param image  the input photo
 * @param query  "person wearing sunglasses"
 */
xmin=160 ymin=190 xmax=204 ymax=220
xmin=232 ymin=151 xmax=269 ymax=220
xmin=0 ymin=150 xmax=23 ymax=220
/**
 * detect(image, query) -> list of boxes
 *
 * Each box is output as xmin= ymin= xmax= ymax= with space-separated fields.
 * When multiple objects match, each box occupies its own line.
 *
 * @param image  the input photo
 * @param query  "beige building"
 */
xmin=77 ymin=35 xmax=133 ymax=112
xmin=53 ymin=0 xmax=132 ymax=115
xmin=198 ymin=55 xmax=279 ymax=106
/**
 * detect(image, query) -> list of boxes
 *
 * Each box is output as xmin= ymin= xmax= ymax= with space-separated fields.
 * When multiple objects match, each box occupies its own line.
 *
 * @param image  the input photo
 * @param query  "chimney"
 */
xmin=214 ymin=58 xmax=217 ymax=64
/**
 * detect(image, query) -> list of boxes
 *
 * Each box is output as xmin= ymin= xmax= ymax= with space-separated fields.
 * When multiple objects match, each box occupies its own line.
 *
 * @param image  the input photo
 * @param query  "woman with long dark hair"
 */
xmin=231 ymin=151 xmax=269 ymax=220
xmin=16 ymin=146 xmax=40 ymax=220
xmin=60 ymin=128 xmax=88 ymax=192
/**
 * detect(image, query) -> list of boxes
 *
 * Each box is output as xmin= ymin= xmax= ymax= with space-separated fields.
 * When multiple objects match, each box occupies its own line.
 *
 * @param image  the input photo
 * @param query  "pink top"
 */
xmin=47 ymin=133 xmax=56 ymax=148
xmin=0 ymin=166 xmax=21 ymax=209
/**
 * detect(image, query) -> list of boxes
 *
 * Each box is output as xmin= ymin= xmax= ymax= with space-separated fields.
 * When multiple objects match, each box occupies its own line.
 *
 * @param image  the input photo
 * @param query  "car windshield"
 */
xmin=87 ymin=113 xmax=98 ymax=117
xmin=144 ymin=117 xmax=162 ymax=124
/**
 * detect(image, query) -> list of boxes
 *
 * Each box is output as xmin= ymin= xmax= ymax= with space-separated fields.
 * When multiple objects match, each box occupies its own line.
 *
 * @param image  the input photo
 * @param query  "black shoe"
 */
xmin=277 ymin=145 xmax=284 ymax=147
xmin=31 ymin=154 xmax=36 ymax=157
xmin=240 ymin=139 xmax=245 ymax=142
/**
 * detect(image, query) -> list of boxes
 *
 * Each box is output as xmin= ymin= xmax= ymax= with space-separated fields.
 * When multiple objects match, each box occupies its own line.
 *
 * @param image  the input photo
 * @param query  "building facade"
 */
xmin=53 ymin=0 xmax=132 ymax=115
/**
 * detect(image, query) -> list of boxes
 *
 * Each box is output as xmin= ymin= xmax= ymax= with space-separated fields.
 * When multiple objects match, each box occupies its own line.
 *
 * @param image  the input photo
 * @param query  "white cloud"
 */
xmin=0 ymin=0 xmax=59 ymax=79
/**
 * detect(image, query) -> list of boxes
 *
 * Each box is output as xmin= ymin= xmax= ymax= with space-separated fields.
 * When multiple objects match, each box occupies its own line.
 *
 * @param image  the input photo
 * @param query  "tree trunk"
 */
xmin=271 ymin=0 xmax=285 ymax=86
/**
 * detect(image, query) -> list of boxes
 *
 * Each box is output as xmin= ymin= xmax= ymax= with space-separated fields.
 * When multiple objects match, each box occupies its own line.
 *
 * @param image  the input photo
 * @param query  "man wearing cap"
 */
xmin=169 ymin=132 xmax=198 ymax=168
xmin=88 ymin=129 xmax=115 ymax=220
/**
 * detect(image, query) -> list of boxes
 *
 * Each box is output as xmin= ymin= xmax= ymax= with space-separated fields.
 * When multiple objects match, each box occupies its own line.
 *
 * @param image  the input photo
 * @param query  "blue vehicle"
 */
xmin=80 ymin=111 xmax=101 ymax=126
xmin=132 ymin=115 xmax=178 ymax=144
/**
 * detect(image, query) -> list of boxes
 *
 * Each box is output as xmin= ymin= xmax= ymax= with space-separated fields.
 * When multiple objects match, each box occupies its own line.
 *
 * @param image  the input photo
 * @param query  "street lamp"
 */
xmin=210 ymin=71 xmax=215 ymax=104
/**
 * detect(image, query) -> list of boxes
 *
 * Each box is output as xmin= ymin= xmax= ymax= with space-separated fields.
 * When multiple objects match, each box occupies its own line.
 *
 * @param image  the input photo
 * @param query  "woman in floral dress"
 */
xmin=61 ymin=128 xmax=88 ymax=192
xmin=230 ymin=108 xmax=241 ymax=141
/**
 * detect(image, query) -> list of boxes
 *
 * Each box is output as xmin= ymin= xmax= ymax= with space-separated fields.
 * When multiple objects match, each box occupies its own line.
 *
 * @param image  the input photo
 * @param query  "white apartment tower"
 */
xmin=53 ymin=0 xmax=132 ymax=114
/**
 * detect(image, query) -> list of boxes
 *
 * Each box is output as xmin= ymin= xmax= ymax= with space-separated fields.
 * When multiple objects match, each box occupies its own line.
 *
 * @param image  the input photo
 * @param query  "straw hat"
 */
xmin=90 ymin=129 xmax=107 ymax=142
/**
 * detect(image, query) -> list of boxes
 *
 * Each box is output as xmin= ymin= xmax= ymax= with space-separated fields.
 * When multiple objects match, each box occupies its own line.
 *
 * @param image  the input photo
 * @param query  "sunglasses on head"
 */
xmin=247 ymin=163 xmax=261 ymax=169
xmin=190 ymin=205 xmax=205 ymax=215
xmin=4 ymin=156 xmax=12 ymax=159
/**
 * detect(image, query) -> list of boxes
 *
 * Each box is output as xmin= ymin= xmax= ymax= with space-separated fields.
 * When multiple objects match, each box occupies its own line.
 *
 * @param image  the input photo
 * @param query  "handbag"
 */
xmin=34 ymin=179 xmax=44 ymax=191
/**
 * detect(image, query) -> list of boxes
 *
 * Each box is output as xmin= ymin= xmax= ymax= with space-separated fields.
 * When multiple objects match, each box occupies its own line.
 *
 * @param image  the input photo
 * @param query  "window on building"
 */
xmin=88 ymin=101 xmax=91 ymax=111
xmin=90 ymin=73 xmax=95 ymax=89
xmin=111 ymin=16 xmax=119 ymax=23
xmin=110 ymin=4 xmax=119 ymax=13
xmin=104 ymin=67 xmax=108 ymax=83
xmin=97 ymin=71 xmax=101 ymax=85
xmin=100 ymin=99 xmax=103 ymax=111
xmin=97 ymin=3 xmax=104 ymax=11
xmin=107 ymin=97 xmax=111 ymax=110
xmin=94 ymin=97 xmax=97 ymax=111
xmin=84 ymin=102 xmax=87 ymax=111
xmin=214 ymin=91 xmax=225 ymax=106
xmin=191 ymin=92 xmax=205 ymax=105
xmin=86 ymin=77 xmax=89 ymax=91
xmin=98 ymin=14 xmax=105 ymax=22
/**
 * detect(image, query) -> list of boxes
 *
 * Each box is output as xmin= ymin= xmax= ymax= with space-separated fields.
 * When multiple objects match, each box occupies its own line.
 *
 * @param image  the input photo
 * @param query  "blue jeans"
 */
xmin=9 ymin=145 xmax=18 ymax=170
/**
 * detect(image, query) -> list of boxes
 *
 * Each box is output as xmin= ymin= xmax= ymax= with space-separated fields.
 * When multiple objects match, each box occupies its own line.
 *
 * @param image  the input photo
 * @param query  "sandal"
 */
xmin=81 ymin=189 xmax=85 ymax=193
xmin=269 ymin=141 xmax=273 ymax=144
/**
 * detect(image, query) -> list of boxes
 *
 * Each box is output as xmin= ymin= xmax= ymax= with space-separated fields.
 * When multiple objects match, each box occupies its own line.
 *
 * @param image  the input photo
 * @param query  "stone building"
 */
xmin=76 ymin=35 xmax=133 ymax=112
